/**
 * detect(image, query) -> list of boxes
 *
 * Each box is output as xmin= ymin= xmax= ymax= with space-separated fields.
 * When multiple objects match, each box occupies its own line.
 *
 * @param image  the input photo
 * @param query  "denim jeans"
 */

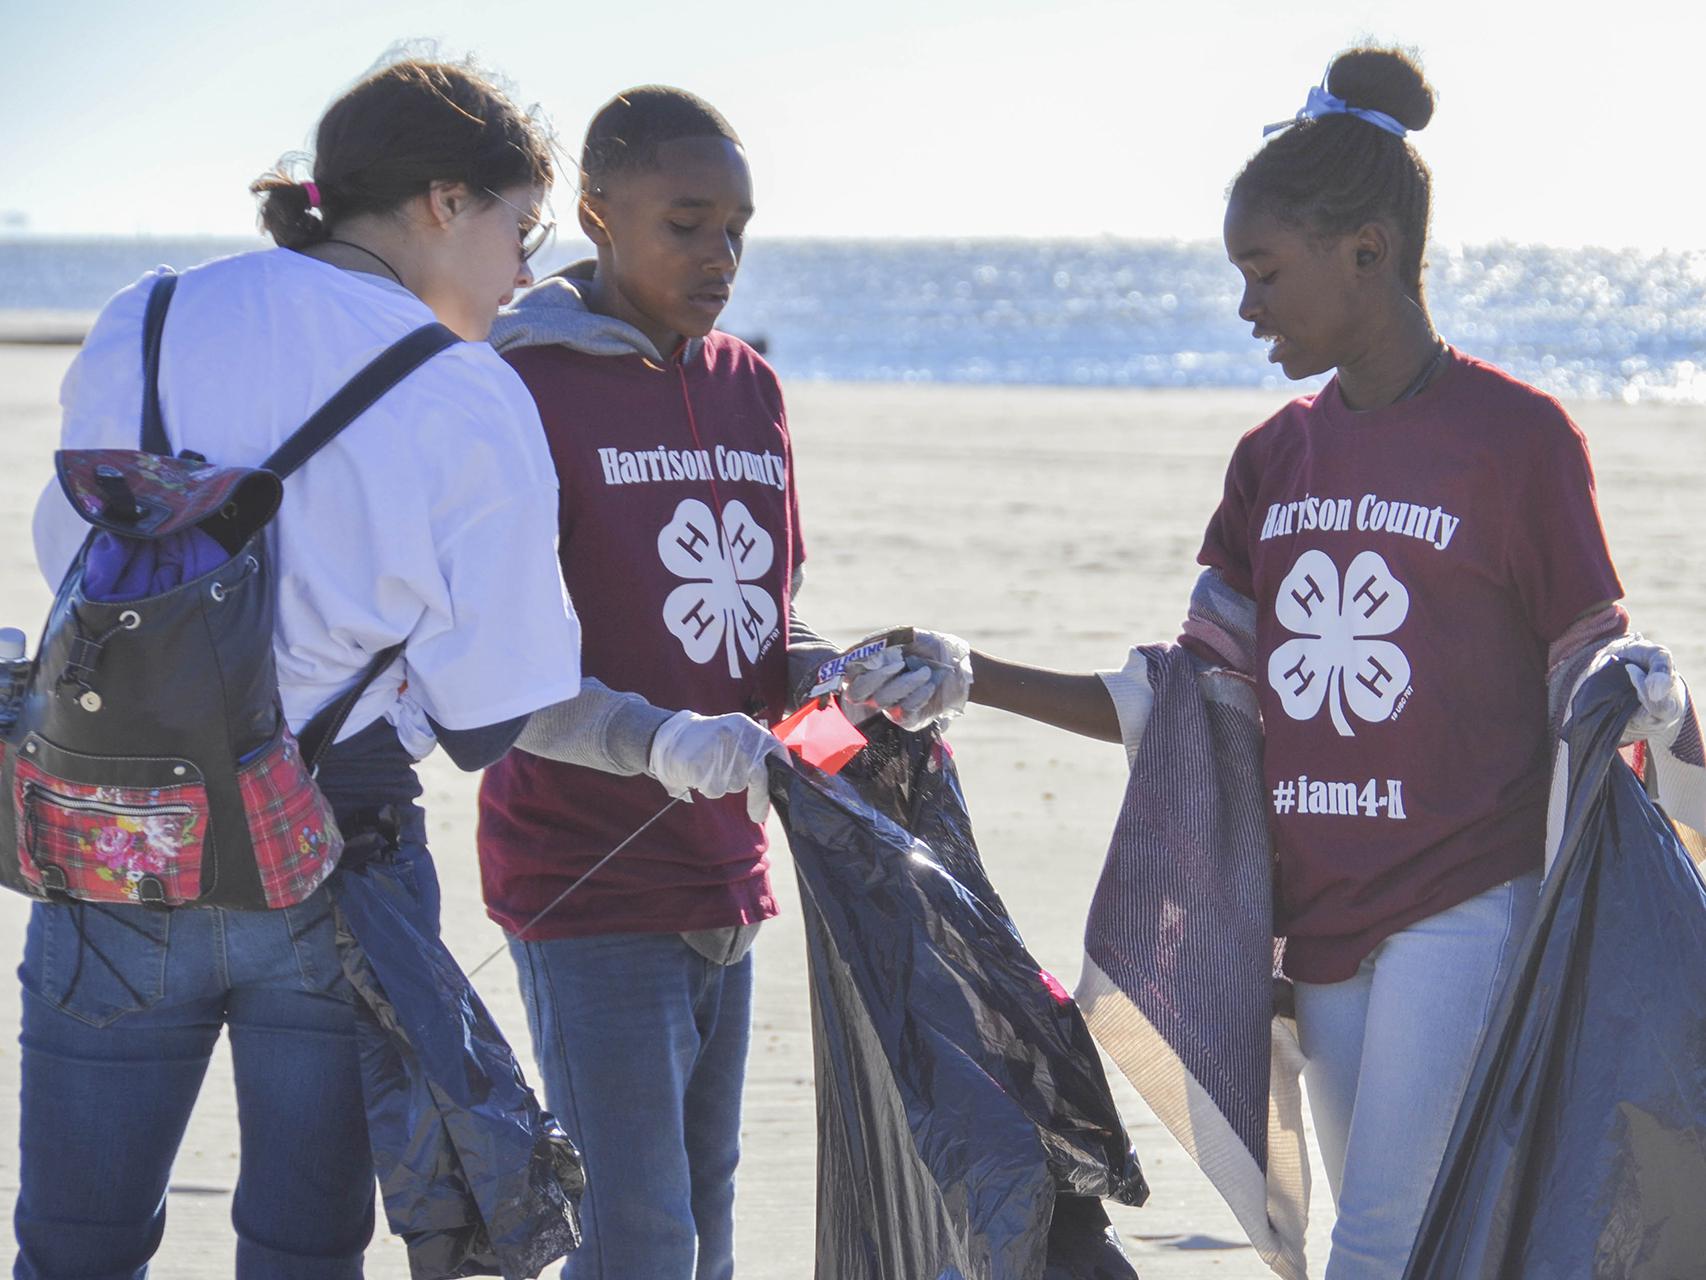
xmin=1294 ymin=871 xmax=1541 ymax=1280
xmin=508 ymin=931 xmax=753 ymax=1280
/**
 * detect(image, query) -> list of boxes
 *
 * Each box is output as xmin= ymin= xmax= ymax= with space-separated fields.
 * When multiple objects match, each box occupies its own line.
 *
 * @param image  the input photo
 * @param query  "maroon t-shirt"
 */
xmin=1198 ymin=351 xmax=1622 ymax=982
xmin=478 ymin=333 xmax=800 ymax=938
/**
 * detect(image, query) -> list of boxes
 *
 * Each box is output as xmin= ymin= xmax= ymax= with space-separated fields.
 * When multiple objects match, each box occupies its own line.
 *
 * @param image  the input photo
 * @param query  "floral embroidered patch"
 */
xmin=13 ymin=758 xmax=208 ymax=904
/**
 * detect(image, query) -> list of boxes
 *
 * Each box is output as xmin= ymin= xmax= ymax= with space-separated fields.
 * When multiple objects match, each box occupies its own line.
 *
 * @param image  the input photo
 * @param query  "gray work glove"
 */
xmin=1622 ymin=642 xmax=1689 ymax=746
xmin=648 ymin=710 xmax=786 ymax=824
xmin=843 ymin=630 xmax=973 ymax=732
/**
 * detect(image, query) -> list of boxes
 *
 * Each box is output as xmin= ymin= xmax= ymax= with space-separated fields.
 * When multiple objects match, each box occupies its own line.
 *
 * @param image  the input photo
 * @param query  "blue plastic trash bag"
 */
xmin=773 ymin=718 xmax=1148 ymax=1280
xmin=330 ymin=820 xmax=583 ymax=1280
xmin=1404 ymin=662 xmax=1706 ymax=1279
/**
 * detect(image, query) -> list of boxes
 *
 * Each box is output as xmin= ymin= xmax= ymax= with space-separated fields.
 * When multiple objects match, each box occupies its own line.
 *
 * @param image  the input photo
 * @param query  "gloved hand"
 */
xmin=843 ymin=630 xmax=973 ymax=732
xmin=648 ymin=710 xmax=787 ymax=824
xmin=1623 ymin=643 xmax=1689 ymax=745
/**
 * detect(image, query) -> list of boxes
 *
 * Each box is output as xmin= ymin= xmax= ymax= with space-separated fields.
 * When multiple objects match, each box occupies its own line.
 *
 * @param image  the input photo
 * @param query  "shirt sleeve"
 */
xmin=1506 ymin=413 xmax=1624 ymax=645
xmin=785 ymin=565 xmax=842 ymax=708
xmin=514 ymin=677 xmax=673 ymax=775
xmin=1197 ymin=436 xmax=1258 ymax=598
xmin=32 ymin=480 xmax=84 ymax=590
xmin=1095 ymin=647 xmax=1155 ymax=767
xmin=427 ymin=712 xmax=529 ymax=771
xmin=769 ymin=365 xmax=815 ymax=704
xmin=783 ymin=411 xmax=805 ymax=578
xmin=398 ymin=364 xmax=583 ymax=729
xmin=34 ymin=271 xmax=161 ymax=587
xmin=57 ymin=271 xmax=155 ymax=451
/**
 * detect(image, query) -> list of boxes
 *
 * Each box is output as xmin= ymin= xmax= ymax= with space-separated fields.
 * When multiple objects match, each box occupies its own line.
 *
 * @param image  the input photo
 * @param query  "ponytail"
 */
xmin=251 ymin=169 xmax=331 ymax=250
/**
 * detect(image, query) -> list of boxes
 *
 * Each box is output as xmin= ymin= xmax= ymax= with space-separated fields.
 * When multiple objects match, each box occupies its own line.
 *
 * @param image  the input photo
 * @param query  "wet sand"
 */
xmin=1 ymin=343 xmax=1701 ymax=1276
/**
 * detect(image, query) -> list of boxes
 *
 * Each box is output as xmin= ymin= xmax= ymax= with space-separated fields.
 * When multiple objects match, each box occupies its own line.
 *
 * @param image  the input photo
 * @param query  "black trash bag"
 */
xmin=330 ymin=835 xmax=584 ymax=1280
xmin=1404 ymin=662 xmax=1706 ymax=1279
xmin=774 ymin=718 xmax=1149 ymax=1280
xmin=1041 ymin=1197 xmax=1146 ymax=1280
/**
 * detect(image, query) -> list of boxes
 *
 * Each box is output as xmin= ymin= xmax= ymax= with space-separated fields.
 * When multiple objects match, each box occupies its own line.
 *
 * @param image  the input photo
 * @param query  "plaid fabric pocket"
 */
xmin=237 ymin=726 xmax=342 ymax=908
xmin=13 ymin=754 xmax=209 ymax=905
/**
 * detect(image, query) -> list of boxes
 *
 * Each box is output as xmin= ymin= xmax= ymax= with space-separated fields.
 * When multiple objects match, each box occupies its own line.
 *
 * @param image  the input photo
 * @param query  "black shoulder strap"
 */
xmin=139 ymin=271 xmax=180 ymax=456
xmin=282 ymin=322 xmax=461 ymax=770
xmin=261 ymin=322 xmax=461 ymax=478
xmin=297 ymin=642 xmax=406 ymax=774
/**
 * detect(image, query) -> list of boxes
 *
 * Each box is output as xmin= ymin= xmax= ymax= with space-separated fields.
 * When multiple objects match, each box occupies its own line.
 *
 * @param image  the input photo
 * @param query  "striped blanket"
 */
xmin=1074 ymin=572 xmax=1706 ymax=1278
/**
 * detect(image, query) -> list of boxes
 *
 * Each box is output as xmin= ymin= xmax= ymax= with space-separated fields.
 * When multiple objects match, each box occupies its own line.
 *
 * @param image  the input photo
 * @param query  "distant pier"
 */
xmin=0 ymin=311 xmax=95 ymax=345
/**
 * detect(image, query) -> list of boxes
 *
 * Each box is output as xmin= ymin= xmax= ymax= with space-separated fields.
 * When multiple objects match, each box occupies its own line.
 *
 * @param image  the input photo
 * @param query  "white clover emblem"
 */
xmin=1267 ymin=548 xmax=1411 ymax=736
xmin=658 ymin=498 xmax=779 ymax=678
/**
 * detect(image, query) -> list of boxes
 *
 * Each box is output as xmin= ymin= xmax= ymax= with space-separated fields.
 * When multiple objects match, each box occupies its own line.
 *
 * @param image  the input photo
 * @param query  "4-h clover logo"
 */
xmin=658 ymin=498 xmax=780 ymax=678
xmin=1267 ymin=548 xmax=1411 ymax=737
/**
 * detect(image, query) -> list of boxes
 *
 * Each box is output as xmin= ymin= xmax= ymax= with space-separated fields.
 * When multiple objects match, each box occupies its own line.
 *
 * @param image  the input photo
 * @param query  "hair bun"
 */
xmin=250 ymin=168 xmax=329 ymax=250
xmin=1327 ymin=46 xmax=1435 ymax=132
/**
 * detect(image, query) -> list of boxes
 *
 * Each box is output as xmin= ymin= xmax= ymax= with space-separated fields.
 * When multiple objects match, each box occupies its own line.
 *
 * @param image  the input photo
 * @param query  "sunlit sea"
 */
xmin=4 ymin=237 xmax=1703 ymax=403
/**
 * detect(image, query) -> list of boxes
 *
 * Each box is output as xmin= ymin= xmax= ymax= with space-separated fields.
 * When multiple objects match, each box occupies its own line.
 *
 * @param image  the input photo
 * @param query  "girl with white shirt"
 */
xmin=16 ymin=58 xmax=580 ymax=1279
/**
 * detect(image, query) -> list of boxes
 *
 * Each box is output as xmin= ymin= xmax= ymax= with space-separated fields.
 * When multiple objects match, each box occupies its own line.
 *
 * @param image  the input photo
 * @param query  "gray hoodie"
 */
xmin=490 ymin=263 xmax=693 ymax=364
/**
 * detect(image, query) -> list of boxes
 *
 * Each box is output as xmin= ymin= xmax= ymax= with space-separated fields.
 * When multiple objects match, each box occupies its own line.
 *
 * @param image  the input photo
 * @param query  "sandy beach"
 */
xmin=1 ymin=341 xmax=1701 ymax=1278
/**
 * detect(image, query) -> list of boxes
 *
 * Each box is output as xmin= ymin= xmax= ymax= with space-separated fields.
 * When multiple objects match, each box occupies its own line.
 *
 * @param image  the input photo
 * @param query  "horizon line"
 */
xmin=1 ymin=231 xmax=1700 ymax=257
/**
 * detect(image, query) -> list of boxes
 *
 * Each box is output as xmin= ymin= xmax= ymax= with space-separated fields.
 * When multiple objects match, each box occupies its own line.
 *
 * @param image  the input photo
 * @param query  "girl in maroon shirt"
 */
xmin=854 ymin=46 xmax=1689 ymax=1279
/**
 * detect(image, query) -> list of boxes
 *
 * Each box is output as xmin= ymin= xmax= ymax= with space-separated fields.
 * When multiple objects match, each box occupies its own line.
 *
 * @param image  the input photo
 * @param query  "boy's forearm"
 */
xmin=516 ymin=679 xmax=673 ymax=775
xmin=967 ymin=651 xmax=1122 ymax=743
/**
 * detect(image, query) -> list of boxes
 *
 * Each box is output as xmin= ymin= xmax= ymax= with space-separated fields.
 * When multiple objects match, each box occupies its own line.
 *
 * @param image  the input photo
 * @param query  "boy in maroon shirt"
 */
xmin=476 ymin=88 xmax=836 ymax=1280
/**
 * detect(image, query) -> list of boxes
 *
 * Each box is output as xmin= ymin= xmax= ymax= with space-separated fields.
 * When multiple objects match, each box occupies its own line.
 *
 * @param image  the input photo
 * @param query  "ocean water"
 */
xmin=3 ymin=237 xmax=1703 ymax=404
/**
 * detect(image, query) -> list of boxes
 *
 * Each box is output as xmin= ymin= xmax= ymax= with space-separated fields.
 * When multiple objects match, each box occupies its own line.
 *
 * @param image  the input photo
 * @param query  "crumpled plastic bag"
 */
xmin=773 ymin=718 xmax=1148 ymax=1280
xmin=331 ymin=844 xmax=583 ymax=1279
xmin=1404 ymin=662 xmax=1706 ymax=1278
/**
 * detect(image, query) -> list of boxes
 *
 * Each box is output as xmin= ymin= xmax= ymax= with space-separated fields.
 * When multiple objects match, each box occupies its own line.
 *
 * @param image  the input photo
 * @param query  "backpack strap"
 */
xmin=297 ymin=641 xmax=406 ymax=774
xmin=275 ymin=321 xmax=462 ymax=771
xmin=139 ymin=271 xmax=180 ymax=456
xmin=261 ymin=322 xmax=461 ymax=478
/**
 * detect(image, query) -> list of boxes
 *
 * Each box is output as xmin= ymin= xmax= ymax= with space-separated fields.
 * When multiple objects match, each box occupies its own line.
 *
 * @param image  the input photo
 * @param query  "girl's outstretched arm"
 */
xmin=844 ymin=629 xmax=1124 ymax=744
xmin=967 ymin=651 xmax=1122 ymax=743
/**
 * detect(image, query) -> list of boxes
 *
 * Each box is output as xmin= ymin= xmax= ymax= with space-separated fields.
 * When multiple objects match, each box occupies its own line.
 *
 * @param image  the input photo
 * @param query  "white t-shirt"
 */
xmin=33 ymin=248 xmax=581 ymax=754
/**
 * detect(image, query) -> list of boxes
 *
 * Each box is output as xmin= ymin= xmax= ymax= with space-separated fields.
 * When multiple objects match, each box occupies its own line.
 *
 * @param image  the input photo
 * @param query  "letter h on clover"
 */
xmin=658 ymin=498 xmax=780 ymax=678
xmin=1266 ymin=548 xmax=1411 ymax=736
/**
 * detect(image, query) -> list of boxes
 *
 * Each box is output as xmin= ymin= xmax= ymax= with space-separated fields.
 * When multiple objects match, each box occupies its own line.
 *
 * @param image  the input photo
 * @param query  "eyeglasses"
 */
xmin=483 ymin=188 xmax=555 ymax=262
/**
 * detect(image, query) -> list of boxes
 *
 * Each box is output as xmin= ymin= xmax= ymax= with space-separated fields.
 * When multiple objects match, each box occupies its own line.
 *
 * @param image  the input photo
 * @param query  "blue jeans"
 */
xmin=508 ymin=931 xmax=753 ymax=1280
xmin=1294 ymin=871 xmax=1541 ymax=1280
xmin=12 ymin=884 xmax=378 ymax=1279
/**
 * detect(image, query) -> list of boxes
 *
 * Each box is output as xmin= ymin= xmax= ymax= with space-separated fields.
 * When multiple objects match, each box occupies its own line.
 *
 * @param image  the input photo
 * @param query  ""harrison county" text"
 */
xmin=1259 ymin=493 xmax=1460 ymax=551
xmin=597 ymin=444 xmax=787 ymax=491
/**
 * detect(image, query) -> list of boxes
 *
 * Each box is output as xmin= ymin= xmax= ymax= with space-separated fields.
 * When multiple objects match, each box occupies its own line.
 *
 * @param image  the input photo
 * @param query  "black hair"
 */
xmin=580 ymin=85 xmax=740 ymax=191
xmin=1232 ymin=46 xmax=1436 ymax=298
xmin=251 ymin=58 xmax=553 ymax=250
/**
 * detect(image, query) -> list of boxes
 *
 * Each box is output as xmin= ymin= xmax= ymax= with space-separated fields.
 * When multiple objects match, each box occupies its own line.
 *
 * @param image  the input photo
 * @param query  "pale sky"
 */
xmin=3 ymin=0 xmax=1700 ymax=250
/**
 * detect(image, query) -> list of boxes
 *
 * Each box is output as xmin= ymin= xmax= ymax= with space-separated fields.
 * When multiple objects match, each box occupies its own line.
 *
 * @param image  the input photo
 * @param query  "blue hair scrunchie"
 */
xmin=1263 ymin=81 xmax=1409 ymax=139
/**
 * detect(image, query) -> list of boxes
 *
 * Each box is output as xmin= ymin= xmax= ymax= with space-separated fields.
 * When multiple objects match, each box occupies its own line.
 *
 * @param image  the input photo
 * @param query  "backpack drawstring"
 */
xmin=57 ymin=901 xmax=156 ymax=1011
xmin=57 ymin=614 xmax=133 ymax=709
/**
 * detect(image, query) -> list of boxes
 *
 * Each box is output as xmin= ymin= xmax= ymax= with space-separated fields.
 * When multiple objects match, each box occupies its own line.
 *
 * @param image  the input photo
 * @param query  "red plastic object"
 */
xmin=774 ymin=699 xmax=868 ymax=775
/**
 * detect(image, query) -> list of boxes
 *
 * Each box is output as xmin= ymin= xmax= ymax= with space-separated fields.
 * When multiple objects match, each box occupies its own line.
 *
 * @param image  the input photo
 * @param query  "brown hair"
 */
xmin=252 ymin=58 xmax=553 ymax=249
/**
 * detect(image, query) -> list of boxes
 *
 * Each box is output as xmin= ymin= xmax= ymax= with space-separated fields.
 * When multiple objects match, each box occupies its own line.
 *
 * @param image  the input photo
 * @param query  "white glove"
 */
xmin=843 ymin=631 xmax=973 ymax=732
xmin=648 ymin=711 xmax=786 ymax=824
xmin=1623 ymin=644 xmax=1688 ymax=745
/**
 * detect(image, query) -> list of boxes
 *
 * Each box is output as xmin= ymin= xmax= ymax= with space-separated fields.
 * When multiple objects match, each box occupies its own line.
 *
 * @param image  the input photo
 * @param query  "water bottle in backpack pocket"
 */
xmin=0 ymin=629 xmax=27 ymax=732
